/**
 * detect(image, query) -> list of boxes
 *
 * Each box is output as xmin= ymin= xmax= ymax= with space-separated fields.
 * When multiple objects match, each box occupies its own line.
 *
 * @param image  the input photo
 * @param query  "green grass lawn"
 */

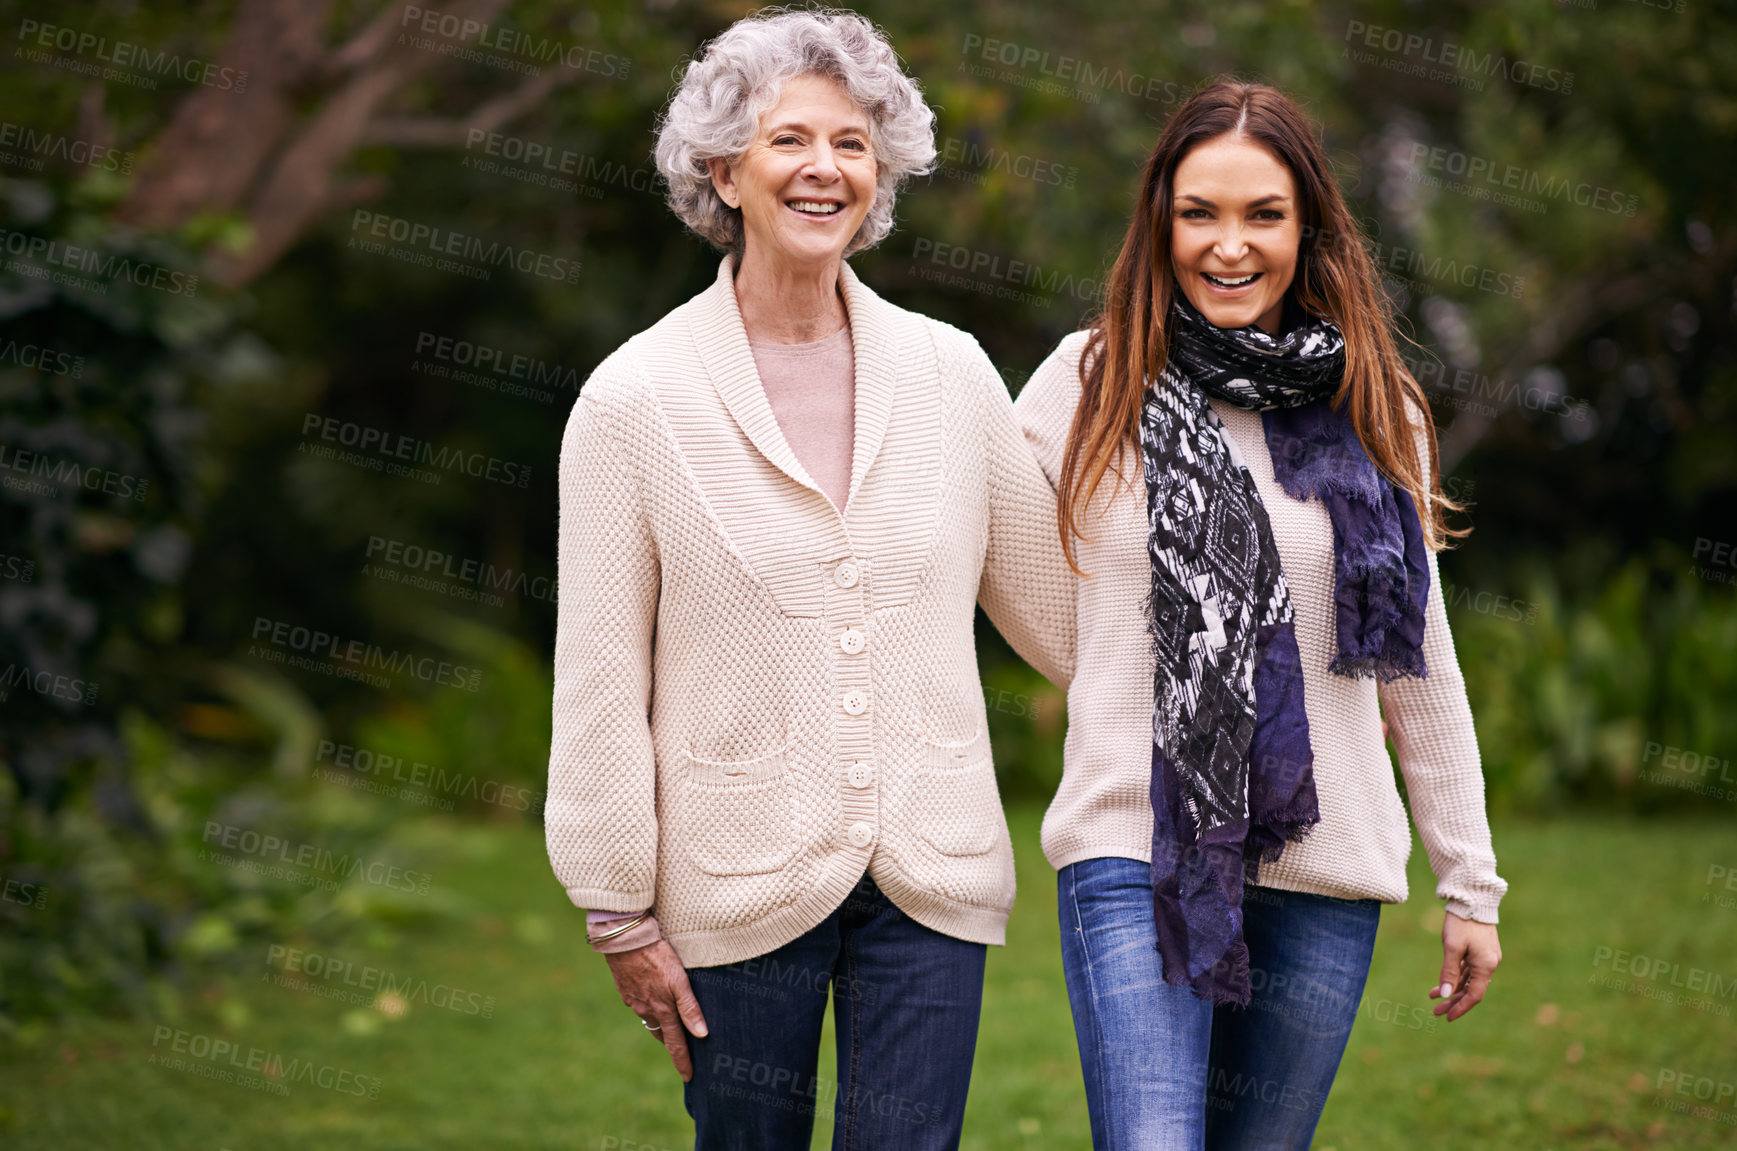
xmin=3 ymin=808 xmax=1734 ymax=1150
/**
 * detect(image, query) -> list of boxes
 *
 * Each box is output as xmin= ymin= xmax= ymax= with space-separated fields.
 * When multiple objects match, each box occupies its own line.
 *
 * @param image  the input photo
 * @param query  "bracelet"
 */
xmin=587 ymin=910 xmax=650 ymax=943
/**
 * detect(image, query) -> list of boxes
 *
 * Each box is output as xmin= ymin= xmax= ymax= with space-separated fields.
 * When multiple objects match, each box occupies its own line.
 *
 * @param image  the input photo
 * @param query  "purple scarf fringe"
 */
xmin=1262 ymin=402 xmax=1430 ymax=683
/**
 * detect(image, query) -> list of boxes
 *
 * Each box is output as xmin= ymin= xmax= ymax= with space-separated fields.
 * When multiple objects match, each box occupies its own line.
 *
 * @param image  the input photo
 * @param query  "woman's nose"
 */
xmin=803 ymin=143 xmax=840 ymax=180
xmin=1214 ymin=223 xmax=1249 ymax=262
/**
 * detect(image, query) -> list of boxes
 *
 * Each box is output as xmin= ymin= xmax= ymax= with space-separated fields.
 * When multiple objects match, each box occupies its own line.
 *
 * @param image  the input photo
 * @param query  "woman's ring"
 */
xmin=642 ymin=1018 xmax=662 ymax=1031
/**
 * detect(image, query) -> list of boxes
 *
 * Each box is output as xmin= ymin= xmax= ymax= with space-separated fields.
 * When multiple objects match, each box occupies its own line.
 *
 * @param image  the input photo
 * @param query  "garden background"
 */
xmin=1 ymin=0 xmax=1733 ymax=1147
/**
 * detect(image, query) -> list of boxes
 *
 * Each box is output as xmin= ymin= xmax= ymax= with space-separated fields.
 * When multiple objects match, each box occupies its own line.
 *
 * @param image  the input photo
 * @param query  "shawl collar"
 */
xmin=689 ymin=255 xmax=902 ymax=510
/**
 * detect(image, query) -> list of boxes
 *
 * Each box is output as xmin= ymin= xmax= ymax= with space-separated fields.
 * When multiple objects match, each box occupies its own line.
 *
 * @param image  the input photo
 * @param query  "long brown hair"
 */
xmin=1059 ymin=78 xmax=1463 ymax=574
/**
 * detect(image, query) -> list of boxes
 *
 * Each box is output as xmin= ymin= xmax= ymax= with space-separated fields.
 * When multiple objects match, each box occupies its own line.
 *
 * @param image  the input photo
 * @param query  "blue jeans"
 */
xmin=683 ymin=872 xmax=986 ymax=1150
xmin=1059 ymin=856 xmax=1380 ymax=1151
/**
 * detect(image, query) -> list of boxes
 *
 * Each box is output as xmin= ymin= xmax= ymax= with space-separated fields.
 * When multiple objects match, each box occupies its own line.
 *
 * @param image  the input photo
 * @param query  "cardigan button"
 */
xmin=847 ymin=822 xmax=874 ymax=848
xmin=841 ymin=690 xmax=868 ymax=715
xmin=834 ymin=561 xmax=860 ymax=588
xmin=839 ymin=628 xmax=866 ymax=654
xmin=847 ymin=762 xmax=872 ymax=788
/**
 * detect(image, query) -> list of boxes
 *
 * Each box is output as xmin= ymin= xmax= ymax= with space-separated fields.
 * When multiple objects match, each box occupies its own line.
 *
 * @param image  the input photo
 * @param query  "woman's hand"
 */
xmin=604 ymin=941 xmax=710 ymax=1081
xmin=1430 ymin=911 xmax=1501 ymax=1021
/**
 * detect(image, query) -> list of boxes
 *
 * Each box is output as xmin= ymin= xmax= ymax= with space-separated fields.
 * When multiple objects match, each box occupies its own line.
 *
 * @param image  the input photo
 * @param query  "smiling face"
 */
xmin=708 ymin=73 xmax=877 ymax=276
xmin=1168 ymin=134 xmax=1302 ymax=334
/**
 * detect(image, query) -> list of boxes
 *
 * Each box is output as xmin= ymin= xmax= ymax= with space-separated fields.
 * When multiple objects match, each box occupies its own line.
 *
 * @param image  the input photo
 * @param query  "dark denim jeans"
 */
xmin=683 ymin=872 xmax=987 ymax=1151
xmin=1059 ymin=856 xmax=1381 ymax=1151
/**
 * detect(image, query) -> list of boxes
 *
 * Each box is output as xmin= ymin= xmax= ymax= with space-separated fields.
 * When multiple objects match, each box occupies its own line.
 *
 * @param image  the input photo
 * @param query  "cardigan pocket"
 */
xmin=673 ymin=744 xmax=798 ymax=876
xmin=914 ymin=729 xmax=999 ymax=857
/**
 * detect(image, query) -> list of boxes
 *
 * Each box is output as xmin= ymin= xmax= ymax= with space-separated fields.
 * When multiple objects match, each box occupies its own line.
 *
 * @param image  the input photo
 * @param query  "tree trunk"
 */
xmin=117 ymin=0 xmax=541 ymax=288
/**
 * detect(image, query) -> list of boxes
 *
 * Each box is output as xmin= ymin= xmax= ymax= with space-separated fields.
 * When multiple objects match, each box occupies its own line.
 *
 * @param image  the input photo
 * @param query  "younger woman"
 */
xmin=1015 ymin=79 xmax=1506 ymax=1150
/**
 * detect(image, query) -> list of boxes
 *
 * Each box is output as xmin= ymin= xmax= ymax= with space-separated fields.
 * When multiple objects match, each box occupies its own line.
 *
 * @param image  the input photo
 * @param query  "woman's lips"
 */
xmin=785 ymin=199 xmax=845 ymax=219
xmin=1201 ymin=270 xmax=1262 ymax=294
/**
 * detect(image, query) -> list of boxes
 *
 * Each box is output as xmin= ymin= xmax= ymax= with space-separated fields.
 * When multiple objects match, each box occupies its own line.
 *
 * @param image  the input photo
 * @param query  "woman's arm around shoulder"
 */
xmin=1011 ymin=330 xmax=1093 ymax=492
xmin=934 ymin=321 xmax=1077 ymax=691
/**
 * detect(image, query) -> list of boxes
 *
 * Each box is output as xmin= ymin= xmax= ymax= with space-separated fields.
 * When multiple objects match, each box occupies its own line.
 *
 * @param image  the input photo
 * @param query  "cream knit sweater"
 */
xmin=1015 ymin=332 xmax=1506 ymax=923
xmin=546 ymin=258 xmax=1076 ymax=968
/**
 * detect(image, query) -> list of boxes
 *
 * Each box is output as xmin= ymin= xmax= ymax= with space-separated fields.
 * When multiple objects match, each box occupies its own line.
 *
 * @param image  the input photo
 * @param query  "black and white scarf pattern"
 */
xmin=1140 ymin=295 xmax=1430 ymax=1006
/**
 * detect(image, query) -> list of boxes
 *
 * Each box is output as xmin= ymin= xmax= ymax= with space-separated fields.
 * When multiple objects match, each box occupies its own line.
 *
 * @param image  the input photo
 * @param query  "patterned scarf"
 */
xmin=1139 ymin=295 xmax=1431 ymax=1007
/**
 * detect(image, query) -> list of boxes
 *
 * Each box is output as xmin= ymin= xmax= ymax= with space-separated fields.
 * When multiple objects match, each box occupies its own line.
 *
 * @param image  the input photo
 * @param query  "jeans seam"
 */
xmin=1068 ymin=865 xmax=1118 ymax=1151
xmin=838 ymin=930 xmax=866 ymax=1150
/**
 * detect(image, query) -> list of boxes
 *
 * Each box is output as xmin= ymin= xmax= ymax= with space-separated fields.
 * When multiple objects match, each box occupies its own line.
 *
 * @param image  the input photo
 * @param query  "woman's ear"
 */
xmin=707 ymin=157 xmax=739 ymax=209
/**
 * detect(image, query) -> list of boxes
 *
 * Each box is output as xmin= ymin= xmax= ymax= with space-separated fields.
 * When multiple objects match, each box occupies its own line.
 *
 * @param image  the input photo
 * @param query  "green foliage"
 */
xmin=0 ymin=694 xmax=444 ymax=1026
xmin=1448 ymin=551 xmax=1737 ymax=816
xmin=0 ymin=179 xmax=237 ymax=1023
xmin=0 ymin=613 xmax=549 ymax=1025
xmin=348 ymin=611 xmax=554 ymax=820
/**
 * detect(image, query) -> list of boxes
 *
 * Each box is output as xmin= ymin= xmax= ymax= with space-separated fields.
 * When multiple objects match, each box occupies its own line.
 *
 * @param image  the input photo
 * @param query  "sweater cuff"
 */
xmin=1444 ymin=898 xmax=1500 ymax=925
xmin=566 ymin=885 xmax=657 ymax=911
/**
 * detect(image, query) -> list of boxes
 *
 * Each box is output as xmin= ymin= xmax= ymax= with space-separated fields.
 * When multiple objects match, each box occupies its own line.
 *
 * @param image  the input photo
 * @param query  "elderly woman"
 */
xmin=544 ymin=10 xmax=1073 ymax=1148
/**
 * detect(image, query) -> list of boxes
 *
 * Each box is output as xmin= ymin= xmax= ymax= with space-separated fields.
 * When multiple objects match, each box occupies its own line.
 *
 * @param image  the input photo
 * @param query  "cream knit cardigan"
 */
xmin=1015 ymin=332 xmax=1507 ymax=923
xmin=546 ymin=258 xmax=1076 ymax=968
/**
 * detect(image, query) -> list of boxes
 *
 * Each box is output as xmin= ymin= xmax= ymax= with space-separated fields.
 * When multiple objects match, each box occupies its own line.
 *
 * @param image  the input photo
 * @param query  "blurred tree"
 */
xmin=117 ymin=0 xmax=566 ymax=286
xmin=0 ymin=0 xmax=603 ymax=1021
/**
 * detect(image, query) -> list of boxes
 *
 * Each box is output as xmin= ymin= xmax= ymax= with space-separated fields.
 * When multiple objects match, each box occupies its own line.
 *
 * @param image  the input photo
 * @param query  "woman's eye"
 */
xmin=1178 ymin=207 xmax=1210 ymax=219
xmin=772 ymin=135 xmax=801 ymax=146
xmin=838 ymin=138 xmax=867 ymax=152
xmin=1255 ymin=209 xmax=1285 ymax=220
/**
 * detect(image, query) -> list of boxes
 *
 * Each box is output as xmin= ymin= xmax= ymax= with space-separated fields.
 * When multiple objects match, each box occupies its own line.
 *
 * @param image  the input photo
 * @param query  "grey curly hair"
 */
xmin=654 ymin=8 xmax=938 ymax=257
